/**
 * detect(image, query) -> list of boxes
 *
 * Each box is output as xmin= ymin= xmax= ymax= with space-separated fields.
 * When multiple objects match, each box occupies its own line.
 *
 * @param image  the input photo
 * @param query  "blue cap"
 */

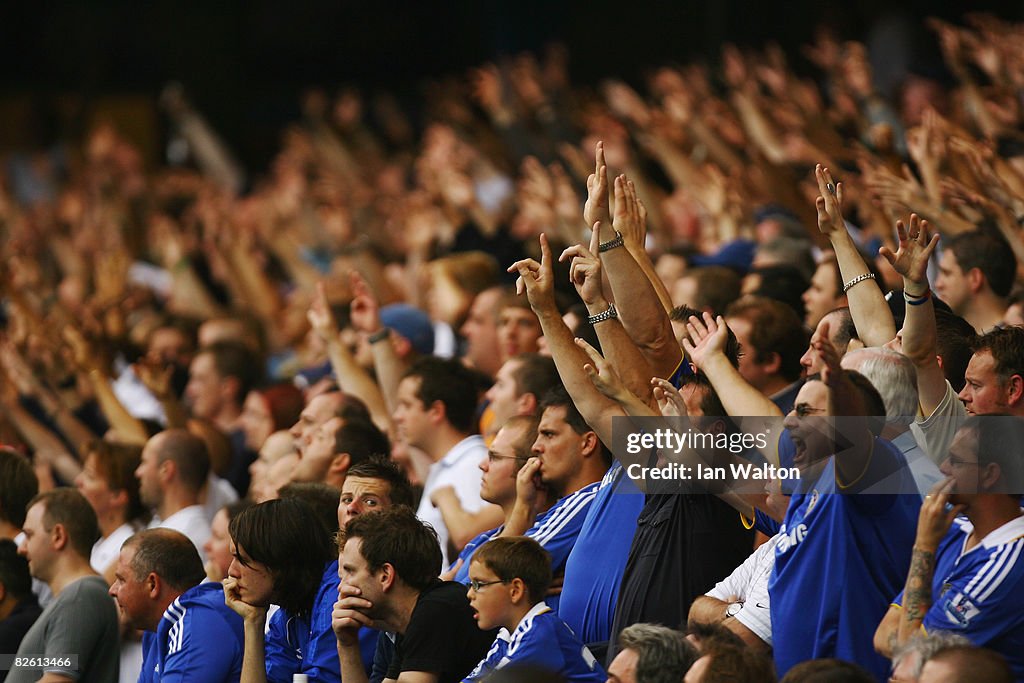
xmin=381 ymin=304 xmax=435 ymax=356
xmin=689 ymin=239 xmax=757 ymax=274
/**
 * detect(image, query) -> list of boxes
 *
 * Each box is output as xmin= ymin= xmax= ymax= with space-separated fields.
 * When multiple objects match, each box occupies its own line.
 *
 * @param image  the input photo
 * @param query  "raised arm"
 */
xmin=308 ymin=281 xmax=392 ymax=433
xmin=585 ymin=143 xmax=682 ymax=379
xmin=679 ymin=313 xmax=782 ymax=440
xmin=878 ymin=215 xmax=946 ymax=417
xmin=507 ymin=234 xmax=623 ymax=446
xmin=349 ymin=272 xmax=408 ymax=422
xmin=888 ymin=478 xmax=962 ymax=654
xmin=559 ymin=222 xmax=657 ymax=406
xmin=814 ymin=164 xmax=896 ymax=347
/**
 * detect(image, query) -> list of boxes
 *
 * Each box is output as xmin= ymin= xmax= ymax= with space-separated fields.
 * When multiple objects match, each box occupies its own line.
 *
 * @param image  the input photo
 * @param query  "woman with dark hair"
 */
xmin=223 ymin=497 xmax=341 ymax=683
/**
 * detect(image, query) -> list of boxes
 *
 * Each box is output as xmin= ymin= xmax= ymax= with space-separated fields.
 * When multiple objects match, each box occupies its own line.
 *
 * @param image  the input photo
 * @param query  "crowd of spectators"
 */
xmin=4 ymin=11 xmax=1024 ymax=683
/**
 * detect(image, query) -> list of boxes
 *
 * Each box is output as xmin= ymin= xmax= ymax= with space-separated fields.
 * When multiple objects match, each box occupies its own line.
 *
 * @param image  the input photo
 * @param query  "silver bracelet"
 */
xmin=598 ymin=231 xmax=625 ymax=253
xmin=842 ymin=272 xmax=875 ymax=294
xmin=587 ymin=303 xmax=618 ymax=325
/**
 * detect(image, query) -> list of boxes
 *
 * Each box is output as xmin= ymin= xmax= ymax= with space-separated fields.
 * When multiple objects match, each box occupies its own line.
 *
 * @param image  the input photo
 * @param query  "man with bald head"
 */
xmin=136 ymin=430 xmax=211 ymax=560
xmin=109 ymin=528 xmax=244 ymax=682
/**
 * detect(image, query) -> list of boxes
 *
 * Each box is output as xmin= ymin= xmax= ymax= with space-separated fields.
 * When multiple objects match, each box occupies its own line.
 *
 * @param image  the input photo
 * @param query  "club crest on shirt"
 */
xmin=943 ymin=592 xmax=980 ymax=626
xmin=806 ymin=489 xmax=820 ymax=513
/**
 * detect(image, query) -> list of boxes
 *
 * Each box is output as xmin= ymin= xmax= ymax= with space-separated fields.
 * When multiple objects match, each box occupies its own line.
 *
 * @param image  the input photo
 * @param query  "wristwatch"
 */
xmin=368 ymin=328 xmax=391 ymax=344
xmin=725 ymin=601 xmax=743 ymax=618
xmin=587 ymin=303 xmax=618 ymax=325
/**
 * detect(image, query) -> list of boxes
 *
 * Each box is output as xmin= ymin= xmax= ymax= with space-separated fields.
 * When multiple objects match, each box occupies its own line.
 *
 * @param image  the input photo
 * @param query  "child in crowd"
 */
xmin=463 ymin=536 xmax=605 ymax=683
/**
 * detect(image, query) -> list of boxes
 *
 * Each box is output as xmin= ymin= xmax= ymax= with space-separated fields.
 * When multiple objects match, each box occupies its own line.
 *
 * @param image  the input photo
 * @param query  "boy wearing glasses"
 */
xmin=464 ymin=537 xmax=605 ymax=683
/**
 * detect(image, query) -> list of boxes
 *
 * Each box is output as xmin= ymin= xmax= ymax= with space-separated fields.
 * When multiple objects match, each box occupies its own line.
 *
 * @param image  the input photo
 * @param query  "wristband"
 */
xmin=598 ymin=231 xmax=625 ymax=253
xmin=903 ymin=288 xmax=931 ymax=306
xmin=367 ymin=328 xmax=391 ymax=344
xmin=842 ymin=272 xmax=875 ymax=294
xmin=587 ymin=303 xmax=618 ymax=325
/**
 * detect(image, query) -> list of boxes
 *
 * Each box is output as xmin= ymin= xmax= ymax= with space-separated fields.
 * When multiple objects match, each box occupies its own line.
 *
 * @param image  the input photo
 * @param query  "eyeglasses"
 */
xmin=469 ymin=578 xmax=509 ymax=592
xmin=793 ymin=403 xmax=826 ymax=418
xmin=487 ymin=452 xmax=526 ymax=464
xmin=947 ymin=455 xmax=980 ymax=468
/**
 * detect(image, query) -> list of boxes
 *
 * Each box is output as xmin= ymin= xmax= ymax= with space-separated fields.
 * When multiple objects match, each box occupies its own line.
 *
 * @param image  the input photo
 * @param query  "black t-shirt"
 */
xmin=608 ymin=491 xmax=753 ymax=662
xmin=385 ymin=581 xmax=495 ymax=683
xmin=0 ymin=596 xmax=43 ymax=679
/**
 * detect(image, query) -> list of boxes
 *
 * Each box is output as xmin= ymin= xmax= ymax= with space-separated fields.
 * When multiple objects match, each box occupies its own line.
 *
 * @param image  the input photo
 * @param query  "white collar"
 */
xmin=439 ymin=435 xmax=485 ymax=467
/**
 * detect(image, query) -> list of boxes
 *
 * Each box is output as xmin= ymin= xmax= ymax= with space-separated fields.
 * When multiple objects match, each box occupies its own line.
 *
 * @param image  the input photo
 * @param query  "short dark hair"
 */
xmin=508 ymin=354 xmax=560 ymax=407
xmin=538 ymin=386 xmax=610 ymax=468
xmin=825 ymin=307 xmax=857 ymax=352
xmin=972 ymin=325 xmax=1024 ymax=384
xmin=683 ymin=267 xmax=742 ymax=317
xmin=538 ymin=386 xmax=591 ymax=437
xmin=123 ymin=529 xmax=204 ymax=592
xmin=152 ymin=429 xmax=211 ymax=494
xmin=199 ymin=340 xmax=264 ymax=401
xmin=935 ymin=308 xmax=977 ymax=392
xmin=403 ymin=357 xmax=480 ymax=433
xmin=342 ymin=506 xmax=442 ymax=591
xmin=279 ymin=482 xmax=341 ymax=536
xmin=229 ymin=498 xmax=334 ymax=616
xmin=780 ymin=658 xmax=873 ymax=682
xmin=27 ymin=488 xmax=99 ymax=560
xmin=0 ymin=447 xmax=38 ymax=529
xmin=698 ymin=643 xmax=776 ymax=683
xmin=85 ymin=440 xmax=147 ymax=524
xmin=334 ymin=419 xmax=391 ymax=470
xmin=344 ymin=456 xmax=416 ymax=509
xmin=726 ymin=296 xmax=809 ymax=381
xmin=0 ymin=539 xmax=32 ymax=600
xmin=845 ymin=370 xmax=888 ymax=434
xmin=472 ymin=536 xmax=551 ymax=604
xmin=946 ymin=231 xmax=1016 ymax=298
xmin=671 ymin=305 xmax=741 ymax=368
xmin=957 ymin=416 xmax=1024 ymax=495
xmin=749 ymin=264 xmax=810 ymax=322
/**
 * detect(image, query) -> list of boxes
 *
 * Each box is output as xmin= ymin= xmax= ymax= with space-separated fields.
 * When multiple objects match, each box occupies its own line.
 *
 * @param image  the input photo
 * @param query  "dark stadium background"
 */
xmin=1 ymin=0 xmax=1019 ymax=169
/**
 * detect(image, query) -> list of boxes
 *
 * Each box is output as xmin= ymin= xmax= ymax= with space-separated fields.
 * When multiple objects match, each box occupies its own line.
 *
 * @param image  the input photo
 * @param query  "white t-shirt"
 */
xmin=90 ymin=523 xmax=136 ymax=575
xmin=202 ymin=474 xmax=239 ymax=523
xmin=149 ymin=505 xmax=211 ymax=562
xmin=914 ymin=380 xmax=967 ymax=466
xmin=706 ymin=533 xmax=778 ymax=645
xmin=417 ymin=435 xmax=488 ymax=567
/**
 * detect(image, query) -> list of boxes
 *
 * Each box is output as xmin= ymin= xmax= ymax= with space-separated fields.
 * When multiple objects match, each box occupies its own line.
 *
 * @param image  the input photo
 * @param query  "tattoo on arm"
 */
xmin=902 ymin=547 xmax=936 ymax=626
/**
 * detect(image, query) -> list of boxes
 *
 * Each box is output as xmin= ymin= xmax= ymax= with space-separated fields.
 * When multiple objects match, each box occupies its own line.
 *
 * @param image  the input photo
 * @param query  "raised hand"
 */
xmin=680 ymin=313 xmax=729 ymax=372
xmin=811 ymin=320 xmax=843 ymax=389
xmin=582 ymin=142 xmax=612 ymax=229
xmin=307 ymin=281 xmax=338 ymax=341
xmin=651 ymin=377 xmax=689 ymax=417
xmin=559 ymin=223 xmax=605 ymax=307
xmin=612 ymin=175 xmax=647 ymax=249
xmin=135 ymin=355 xmax=174 ymax=400
xmin=878 ymin=214 xmax=939 ymax=289
xmin=349 ymin=272 xmax=382 ymax=334
xmin=507 ymin=234 xmax=557 ymax=314
xmin=576 ymin=336 xmax=628 ymax=402
xmin=814 ymin=164 xmax=846 ymax=239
